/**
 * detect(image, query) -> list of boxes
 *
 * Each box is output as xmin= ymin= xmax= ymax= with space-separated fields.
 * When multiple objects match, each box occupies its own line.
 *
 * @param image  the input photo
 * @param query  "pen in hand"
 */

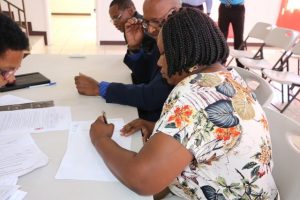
xmin=102 ymin=111 xmax=108 ymax=124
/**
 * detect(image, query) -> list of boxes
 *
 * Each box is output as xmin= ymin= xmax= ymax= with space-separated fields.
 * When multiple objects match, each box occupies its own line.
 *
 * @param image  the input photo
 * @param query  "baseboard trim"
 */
xmin=51 ymin=13 xmax=91 ymax=16
xmin=99 ymin=41 xmax=262 ymax=47
xmin=100 ymin=41 xmax=126 ymax=45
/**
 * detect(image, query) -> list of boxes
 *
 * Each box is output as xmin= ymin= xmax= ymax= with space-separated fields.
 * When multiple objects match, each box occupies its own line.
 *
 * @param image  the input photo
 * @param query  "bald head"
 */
xmin=143 ymin=0 xmax=181 ymax=18
xmin=143 ymin=0 xmax=181 ymax=38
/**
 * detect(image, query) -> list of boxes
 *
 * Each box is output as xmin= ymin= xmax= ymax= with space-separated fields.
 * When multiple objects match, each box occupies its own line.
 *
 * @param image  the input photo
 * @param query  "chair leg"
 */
xmin=226 ymin=57 xmax=234 ymax=67
xmin=281 ymin=84 xmax=284 ymax=103
xmin=280 ymin=87 xmax=300 ymax=113
xmin=298 ymin=58 xmax=300 ymax=75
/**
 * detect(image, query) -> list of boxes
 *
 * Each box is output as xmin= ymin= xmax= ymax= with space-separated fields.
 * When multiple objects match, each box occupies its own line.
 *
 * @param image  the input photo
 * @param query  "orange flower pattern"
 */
xmin=168 ymin=105 xmax=193 ymax=128
xmin=214 ymin=127 xmax=241 ymax=141
xmin=260 ymin=114 xmax=269 ymax=130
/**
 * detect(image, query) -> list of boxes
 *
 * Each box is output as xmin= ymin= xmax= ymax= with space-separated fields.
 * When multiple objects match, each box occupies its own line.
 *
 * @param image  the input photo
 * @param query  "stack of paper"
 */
xmin=0 ymin=132 xmax=48 ymax=178
xmin=0 ymin=131 xmax=48 ymax=200
xmin=0 ymin=95 xmax=72 ymax=133
xmin=0 ymin=177 xmax=26 ymax=200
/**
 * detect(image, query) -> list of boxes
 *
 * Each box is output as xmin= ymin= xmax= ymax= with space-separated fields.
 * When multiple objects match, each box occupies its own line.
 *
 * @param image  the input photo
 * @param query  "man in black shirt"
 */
xmin=74 ymin=0 xmax=173 ymax=122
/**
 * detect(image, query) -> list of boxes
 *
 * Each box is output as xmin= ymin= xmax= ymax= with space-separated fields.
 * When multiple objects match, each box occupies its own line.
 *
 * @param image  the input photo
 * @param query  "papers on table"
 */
xmin=0 ymin=177 xmax=27 ymax=200
xmin=0 ymin=106 xmax=72 ymax=133
xmin=55 ymin=119 xmax=131 ymax=182
xmin=0 ymin=95 xmax=32 ymax=106
xmin=0 ymin=130 xmax=48 ymax=200
xmin=0 ymin=95 xmax=72 ymax=133
xmin=0 ymin=132 xmax=48 ymax=178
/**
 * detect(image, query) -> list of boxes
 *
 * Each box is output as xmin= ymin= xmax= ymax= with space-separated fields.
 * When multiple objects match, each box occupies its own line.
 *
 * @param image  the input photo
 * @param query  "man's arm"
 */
xmin=124 ymin=36 xmax=158 ymax=84
xmin=105 ymin=72 xmax=172 ymax=111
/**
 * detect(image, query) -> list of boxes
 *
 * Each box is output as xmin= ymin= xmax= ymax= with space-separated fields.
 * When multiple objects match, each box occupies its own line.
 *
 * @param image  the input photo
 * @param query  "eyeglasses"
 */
xmin=142 ymin=19 xmax=165 ymax=31
xmin=110 ymin=12 xmax=123 ymax=23
xmin=142 ymin=8 xmax=176 ymax=32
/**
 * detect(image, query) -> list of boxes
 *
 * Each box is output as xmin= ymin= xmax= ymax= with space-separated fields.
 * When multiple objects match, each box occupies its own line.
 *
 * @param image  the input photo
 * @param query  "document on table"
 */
xmin=0 ymin=95 xmax=32 ymax=106
xmin=0 ymin=177 xmax=27 ymax=200
xmin=0 ymin=132 xmax=48 ymax=178
xmin=55 ymin=119 xmax=131 ymax=182
xmin=0 ymin=106 xmax=72 ymax=133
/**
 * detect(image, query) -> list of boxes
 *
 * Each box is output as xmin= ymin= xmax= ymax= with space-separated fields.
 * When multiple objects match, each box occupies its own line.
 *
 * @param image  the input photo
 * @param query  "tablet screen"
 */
xmin=0 ymin=72 xmax=51 ymax=92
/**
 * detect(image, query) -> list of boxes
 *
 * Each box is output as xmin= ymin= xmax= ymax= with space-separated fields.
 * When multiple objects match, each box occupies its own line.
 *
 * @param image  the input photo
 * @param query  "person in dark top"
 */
xmin=74 ymin=0 xmax=173 ymax=122
xmin=0 ymin=13 xmax=29 ymax=88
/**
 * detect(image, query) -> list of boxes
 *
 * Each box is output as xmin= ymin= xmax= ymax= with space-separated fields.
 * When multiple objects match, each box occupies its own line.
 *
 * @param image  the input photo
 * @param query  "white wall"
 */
xmin=50 ymin=0 xmax=95 ymax=14
xmin=97 ymin=0 xmax=282 ymax=44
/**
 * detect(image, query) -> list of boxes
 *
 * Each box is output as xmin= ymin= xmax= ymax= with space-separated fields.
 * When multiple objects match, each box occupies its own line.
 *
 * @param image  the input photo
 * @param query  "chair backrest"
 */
xmin=232 ymin=67 xmax=273 ymax=106
xmin=248 ymin=22 xmax=274 ymax=41
xmin=291 ymin=40 xmax=300 ymax=56
xmin=264 ymin=27 xmax=299 ymax=50
xmin=263 ymin=107 xmax=300 ymax=200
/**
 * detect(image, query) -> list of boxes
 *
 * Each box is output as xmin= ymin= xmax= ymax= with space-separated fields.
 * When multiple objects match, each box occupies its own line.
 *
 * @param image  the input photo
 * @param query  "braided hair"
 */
xmin=162 ymin=8 xmax=229 ymax=77
xmin=0 ymin=14 xmax=29 ymax=56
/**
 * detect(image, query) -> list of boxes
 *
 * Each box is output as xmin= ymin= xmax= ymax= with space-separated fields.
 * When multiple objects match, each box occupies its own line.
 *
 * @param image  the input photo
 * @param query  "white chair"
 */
xmin=262 ymin=41 xmax=300 ymax=112
xmin=232 ymin=66 xmax=274 ymax=106
xmin=238 ymin=27 xmax=299 ymax=71
xmin=227 ymin=22 xmax=274 ymax=66
xmin=263 ymin=107 xmax=300 ymax=200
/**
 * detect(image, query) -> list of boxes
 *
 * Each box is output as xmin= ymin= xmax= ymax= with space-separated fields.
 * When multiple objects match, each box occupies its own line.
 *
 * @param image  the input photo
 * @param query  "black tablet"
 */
xmin=0 ymin=72 xmax=51 ymax=92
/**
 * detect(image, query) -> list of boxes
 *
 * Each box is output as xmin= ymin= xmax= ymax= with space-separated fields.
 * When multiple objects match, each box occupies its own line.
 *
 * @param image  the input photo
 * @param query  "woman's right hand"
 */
xmin=121 ymin=118 xmax=155 ymax=143
xmin=124 ymin=17 xmax=144 ymax=50
xmin=0 ymin=75 xmax=8 ymax=88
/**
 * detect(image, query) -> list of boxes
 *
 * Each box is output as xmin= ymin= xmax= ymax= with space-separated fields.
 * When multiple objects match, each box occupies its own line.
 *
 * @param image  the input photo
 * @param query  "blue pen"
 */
xmin=29 ymin=82 xmax=57 ymax=88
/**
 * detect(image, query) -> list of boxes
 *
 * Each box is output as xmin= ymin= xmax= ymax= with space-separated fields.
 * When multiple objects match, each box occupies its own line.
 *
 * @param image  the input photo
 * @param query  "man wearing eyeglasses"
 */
xmin=0 ymin=14 xmax=29 ymax=88
xmin=109 ymin=0 xmax=158 ymax=85
xmin=75 ymin=0 xmax=181 ymax=122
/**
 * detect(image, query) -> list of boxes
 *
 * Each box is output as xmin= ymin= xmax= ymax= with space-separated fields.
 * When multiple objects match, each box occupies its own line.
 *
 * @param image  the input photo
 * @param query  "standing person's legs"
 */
xmin=231 ymin=5 xmax=245 ymax=67
xmin=197 ymin=4 xmax=204 ymax=12
xmin=218 ymin=4 xmax=231 ymax=64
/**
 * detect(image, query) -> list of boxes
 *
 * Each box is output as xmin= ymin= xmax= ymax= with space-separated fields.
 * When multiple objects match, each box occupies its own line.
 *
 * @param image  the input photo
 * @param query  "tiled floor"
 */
xmin=29 ymin=15 xmax=300 ymax=123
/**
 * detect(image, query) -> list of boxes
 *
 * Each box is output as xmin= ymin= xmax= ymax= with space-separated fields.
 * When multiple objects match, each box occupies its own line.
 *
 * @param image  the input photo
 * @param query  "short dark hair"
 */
xmin=109 ymin=0 xmax=134 ymax=10
xmin=0 ymin=13 xmax=29 ymax=56
xmin=162 ymin=8 xmax=229 ymax=77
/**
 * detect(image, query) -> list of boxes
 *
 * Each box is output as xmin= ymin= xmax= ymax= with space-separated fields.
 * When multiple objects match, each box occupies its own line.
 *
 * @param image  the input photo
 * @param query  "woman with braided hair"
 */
xmin=89 ymin=8 xmax=278 ymax=200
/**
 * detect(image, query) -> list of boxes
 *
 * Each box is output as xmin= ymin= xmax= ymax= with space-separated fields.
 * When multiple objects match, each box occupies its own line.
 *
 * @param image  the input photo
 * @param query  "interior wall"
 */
xmin=50 ymin=0 xmax=95 ymax=14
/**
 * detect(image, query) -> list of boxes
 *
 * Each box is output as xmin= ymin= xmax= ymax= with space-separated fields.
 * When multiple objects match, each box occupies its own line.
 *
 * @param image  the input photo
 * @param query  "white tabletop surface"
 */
xmin=1 ymin=54 xmax=152 ymax=200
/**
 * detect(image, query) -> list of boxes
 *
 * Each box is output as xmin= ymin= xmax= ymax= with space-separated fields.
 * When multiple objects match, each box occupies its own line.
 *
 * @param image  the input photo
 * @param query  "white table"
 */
xmin=2 ymin=54 xmax=152 ymax=200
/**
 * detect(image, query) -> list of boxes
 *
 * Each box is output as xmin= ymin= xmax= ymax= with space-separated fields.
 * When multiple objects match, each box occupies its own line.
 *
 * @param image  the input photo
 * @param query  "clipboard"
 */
xmin=0 ymin=100 xmax=54 ymax=111
xmin=0 ymin=72 xmax=51 ymax=92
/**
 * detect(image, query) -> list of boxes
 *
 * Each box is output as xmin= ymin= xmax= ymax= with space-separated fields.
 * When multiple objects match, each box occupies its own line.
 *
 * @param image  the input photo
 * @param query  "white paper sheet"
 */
xmin=0 ymin=132 xmax=48 ymax=178
xmin=7 ymin=190 xmax=27 ymax=200
xmin=0 ymin=95 xmax=32 ymax=106
xmin=55 ymin=119 xmax=131 ymax=182
xmin=0 ymin=107 xmax=72 ymax=133
xmin=0 ymin=177 xmax=27 ymax=200
xmin=0 ymin=185 xmax=19 ymax=200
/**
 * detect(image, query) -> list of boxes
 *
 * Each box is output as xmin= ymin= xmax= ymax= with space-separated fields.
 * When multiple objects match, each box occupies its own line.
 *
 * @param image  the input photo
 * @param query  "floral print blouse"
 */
xmin=154 ymin=69 xmax=278 ymax=200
